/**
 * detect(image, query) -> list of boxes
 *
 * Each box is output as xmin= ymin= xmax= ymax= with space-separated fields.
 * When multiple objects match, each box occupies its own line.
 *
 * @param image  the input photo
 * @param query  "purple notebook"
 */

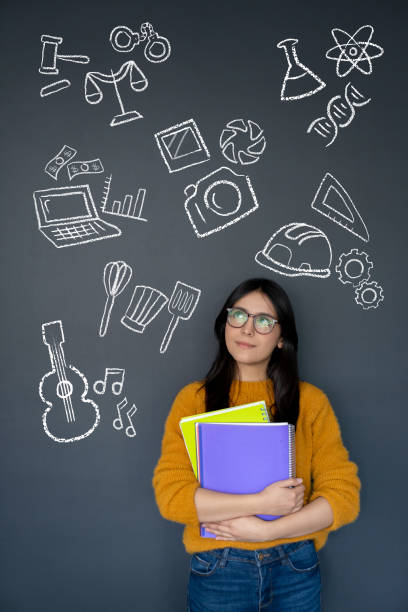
xmin=196 ymin=422 xmax=296 ymax=538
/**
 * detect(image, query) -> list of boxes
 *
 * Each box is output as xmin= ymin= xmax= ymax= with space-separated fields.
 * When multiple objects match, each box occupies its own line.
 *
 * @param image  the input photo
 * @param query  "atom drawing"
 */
xmin=326 ymin=25 xmax=384 ymax=77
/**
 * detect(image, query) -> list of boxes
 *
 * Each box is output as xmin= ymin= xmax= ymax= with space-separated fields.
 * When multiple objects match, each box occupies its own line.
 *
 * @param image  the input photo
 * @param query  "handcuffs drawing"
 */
xmin=110 ymin=22 xmax=171 ymax=63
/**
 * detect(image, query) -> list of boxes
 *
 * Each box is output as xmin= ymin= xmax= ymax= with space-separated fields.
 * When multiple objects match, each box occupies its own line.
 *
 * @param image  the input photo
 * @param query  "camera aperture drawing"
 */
xmin=184 ymin=166 xmax=259 ymax=238
xmin=219 ymin=119 xmax=266 ymax=165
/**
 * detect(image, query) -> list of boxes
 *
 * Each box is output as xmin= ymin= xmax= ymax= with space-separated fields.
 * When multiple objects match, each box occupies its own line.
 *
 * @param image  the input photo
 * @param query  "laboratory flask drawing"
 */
xmin=277 ymin=38 xmax=326 ymax=101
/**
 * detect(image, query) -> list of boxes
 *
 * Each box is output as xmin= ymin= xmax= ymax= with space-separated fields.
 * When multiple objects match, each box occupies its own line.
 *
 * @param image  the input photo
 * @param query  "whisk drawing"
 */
xmin=99 ymin=261 xmax=133 ymax=337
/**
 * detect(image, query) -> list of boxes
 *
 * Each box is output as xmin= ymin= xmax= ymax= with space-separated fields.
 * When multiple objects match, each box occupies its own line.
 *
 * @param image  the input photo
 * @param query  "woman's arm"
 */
xmin=194 ymin=478 xmax=305 ymax=522
xmin=202 ymin=496 xmax=333 ymax=542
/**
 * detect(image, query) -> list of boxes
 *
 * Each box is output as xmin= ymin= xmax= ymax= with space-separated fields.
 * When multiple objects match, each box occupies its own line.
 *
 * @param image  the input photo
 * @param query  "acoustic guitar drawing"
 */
xmin=39 ymin=320 xmax=100 ymax=443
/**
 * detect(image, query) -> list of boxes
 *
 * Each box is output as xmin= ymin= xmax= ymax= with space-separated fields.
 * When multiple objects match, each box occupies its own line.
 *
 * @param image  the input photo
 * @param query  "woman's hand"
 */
xmin=202 ymin=516 xmax=270 ymax=542
xmin=257 ymin=478 xmax=305 ymax=516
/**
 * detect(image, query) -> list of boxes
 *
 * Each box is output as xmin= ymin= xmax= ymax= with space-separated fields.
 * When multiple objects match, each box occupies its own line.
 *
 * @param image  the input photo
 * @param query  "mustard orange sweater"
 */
xmin=153 ymin=380 xmax=360 ymax=553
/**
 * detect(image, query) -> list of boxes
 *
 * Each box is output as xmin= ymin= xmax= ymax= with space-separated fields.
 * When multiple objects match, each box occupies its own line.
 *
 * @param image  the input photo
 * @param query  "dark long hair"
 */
xmin=203 ymin=278 xmax=300 ymax=427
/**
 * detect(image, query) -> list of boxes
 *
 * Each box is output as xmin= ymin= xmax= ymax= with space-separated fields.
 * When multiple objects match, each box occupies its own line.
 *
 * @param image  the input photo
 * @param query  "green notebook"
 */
xmin=179 ymin=400 xmax=270 ymax=478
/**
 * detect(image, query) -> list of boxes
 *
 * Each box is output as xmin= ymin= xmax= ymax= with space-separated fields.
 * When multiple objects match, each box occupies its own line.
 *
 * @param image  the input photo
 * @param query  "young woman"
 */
xmin=153 ymin=278 xmax=360 ymax=611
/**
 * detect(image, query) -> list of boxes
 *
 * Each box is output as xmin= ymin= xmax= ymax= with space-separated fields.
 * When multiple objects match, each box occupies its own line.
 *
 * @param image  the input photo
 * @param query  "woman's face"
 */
xmin=225 ymin=290 xmax=283 ymax=378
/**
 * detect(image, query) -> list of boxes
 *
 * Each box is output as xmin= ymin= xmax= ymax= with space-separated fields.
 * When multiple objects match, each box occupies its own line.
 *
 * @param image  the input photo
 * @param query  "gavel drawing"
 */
xmin=39 ymin=35 xmax=90 ymax=75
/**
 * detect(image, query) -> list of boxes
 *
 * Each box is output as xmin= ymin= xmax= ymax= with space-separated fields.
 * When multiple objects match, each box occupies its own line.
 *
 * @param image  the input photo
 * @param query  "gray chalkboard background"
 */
xmin=1 ymin=0 xmax=407 ymax=610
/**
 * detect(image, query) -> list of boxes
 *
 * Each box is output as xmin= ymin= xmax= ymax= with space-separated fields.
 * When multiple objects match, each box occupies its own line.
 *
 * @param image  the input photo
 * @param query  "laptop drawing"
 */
xmin=33 ymin=184 xmax=121 ymax=248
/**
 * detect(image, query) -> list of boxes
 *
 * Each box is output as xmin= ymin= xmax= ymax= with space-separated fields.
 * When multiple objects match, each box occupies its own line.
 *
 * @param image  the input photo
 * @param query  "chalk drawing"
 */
xmin=155 ymin=119 xmax=210 ymax=173
xmin=354 ymin=280 xmax=384 ymax=310
xmin=121 ymin=286 xmax=168 ymax=333
xmin=311 ymin=172 xmax=369 ymax=242
xmin=84 ymin=61 xmax=148 ymax=127
xmin=102 ymin=181 xmax=148 ymax=222
xmin=307 ymin=82 xmax=371 ymax=147
xmin=45 ymin=145 xmax=77 ymax=180
xmin=40 ymin=79 xmax=71 ymax=97
xmin=33 ymin=185 xmax=121 ymax=248
xmin=184 ymin=166 xmax=258 ymax=238
xmin=140 ymin=22 xmax=171 ymax=63
xmin=93 ymin=368 xmax=125 ymax=395
xmin=67 ymin=159 xmax=104 ymax=180
xmin=326 ymin=25 xmax=384 ymax=78
xmin=255 ymin=222 xmax=332 ymax=278
xmin=110 ymin=22 xmax=171 ymax=63
xmin=99 ymin=261 xmax=133 ymax=337
xmin=113 ymin=397 xmax=137 ymax=438
xmin=220 ymin=119 xmax=266 ymax=165
xmin=39 ymin=34 xmax=90 ymax=75
xmin=159 ymin=281 xmax=201 ymax=354
xmin=39 ymin=320 xmax=100 ymax=443
xmin=277 ymin=38 xmax=326 ymax=100
xmin=336 ymin=249 xmax=373 ymax=286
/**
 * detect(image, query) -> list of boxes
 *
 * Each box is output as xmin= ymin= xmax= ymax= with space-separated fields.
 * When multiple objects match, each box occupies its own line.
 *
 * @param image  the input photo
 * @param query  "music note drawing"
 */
xmin=94 ymin=368 xmax=125 ymax=395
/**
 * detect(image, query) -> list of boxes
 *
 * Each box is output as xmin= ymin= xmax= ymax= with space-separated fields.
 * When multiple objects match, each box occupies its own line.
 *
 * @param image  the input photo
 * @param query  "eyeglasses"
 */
xmin=226 ymin=307 xmax=279 ymax=335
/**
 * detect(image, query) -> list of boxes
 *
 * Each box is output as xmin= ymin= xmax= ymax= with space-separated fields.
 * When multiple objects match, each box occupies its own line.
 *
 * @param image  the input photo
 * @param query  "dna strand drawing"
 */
xmin=307 ymin=82 xmax=371 ymax=147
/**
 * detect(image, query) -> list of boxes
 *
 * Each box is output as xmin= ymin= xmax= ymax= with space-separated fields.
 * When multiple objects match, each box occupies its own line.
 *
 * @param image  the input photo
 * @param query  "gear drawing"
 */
xmin=355 ymin=281 xmax=384 ymax=310
xmin=335 ymin=249 xmax=373 ymax=286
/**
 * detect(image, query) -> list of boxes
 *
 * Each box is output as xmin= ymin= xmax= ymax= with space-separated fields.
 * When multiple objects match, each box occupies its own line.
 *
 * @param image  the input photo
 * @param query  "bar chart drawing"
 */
xmin=101 ymin=175 xmax=148 ymax=222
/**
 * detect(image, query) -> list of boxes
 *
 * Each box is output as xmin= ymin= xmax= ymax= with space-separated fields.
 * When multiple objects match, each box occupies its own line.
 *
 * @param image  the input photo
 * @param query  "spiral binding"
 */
xmin=288 ymin=424 xmax=296 ymax=477
xmin=260 ymin=403 xmax=269 ymax=422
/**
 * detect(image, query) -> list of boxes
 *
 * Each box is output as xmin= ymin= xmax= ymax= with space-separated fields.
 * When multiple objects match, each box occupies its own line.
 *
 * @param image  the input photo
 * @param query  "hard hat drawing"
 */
xmin=255 ymin=222 xmax=332 ymax=278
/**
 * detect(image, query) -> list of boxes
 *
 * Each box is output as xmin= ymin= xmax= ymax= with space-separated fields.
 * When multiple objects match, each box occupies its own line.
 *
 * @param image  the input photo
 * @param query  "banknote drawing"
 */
xmin=45 ymin=145 xmax=77 ymax=180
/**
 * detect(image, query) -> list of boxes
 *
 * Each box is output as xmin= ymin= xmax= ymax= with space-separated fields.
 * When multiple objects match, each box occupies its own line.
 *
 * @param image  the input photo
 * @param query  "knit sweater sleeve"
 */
xmin=309 ymin=392 xmax=361 ymax=531
xmin=152 ymin=383 xmax=202 ymax=525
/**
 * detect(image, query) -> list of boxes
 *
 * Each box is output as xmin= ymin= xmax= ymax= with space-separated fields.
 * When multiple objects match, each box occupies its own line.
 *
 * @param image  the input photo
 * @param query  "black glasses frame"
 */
xmin=226 ymin=307 xmax=279 ymax=335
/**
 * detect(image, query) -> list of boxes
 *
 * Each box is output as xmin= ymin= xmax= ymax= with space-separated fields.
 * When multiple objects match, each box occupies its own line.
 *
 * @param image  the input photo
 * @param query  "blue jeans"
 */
xmin=187 ymin=540 xmax=321 ymax=611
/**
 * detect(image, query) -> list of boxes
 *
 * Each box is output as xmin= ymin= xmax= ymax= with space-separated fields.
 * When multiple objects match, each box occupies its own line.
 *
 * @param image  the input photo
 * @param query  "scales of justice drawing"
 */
xmin=39 ymin=320 xmax=100 ymax=443
xmin=84 ymin=60 xmax=148 ymax=127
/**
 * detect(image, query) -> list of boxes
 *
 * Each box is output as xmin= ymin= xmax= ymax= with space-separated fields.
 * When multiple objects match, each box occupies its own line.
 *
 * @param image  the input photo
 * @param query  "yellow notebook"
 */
xmin=179 ymin=401 xmax=270 ymax=478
